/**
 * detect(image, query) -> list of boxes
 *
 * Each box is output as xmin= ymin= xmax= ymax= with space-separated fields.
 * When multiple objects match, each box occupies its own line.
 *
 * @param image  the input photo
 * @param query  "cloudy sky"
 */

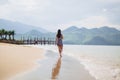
xmin=0 ymin=0 xmax=120 ymax=32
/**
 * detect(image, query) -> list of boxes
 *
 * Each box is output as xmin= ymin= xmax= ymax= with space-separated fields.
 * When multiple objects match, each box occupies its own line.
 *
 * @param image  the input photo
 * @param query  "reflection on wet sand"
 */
xmin=51 ymin=57 xmax=62 ymax=79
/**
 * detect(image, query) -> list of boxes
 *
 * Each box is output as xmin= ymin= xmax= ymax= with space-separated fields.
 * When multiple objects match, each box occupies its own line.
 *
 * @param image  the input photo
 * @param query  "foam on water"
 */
xmin=29 ymin=45 xmax=120 ymax=80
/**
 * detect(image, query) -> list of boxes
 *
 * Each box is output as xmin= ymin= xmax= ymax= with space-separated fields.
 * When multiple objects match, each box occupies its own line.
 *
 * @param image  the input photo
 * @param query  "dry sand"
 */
xmin=0 ymin=43 xmax=44 ymax=80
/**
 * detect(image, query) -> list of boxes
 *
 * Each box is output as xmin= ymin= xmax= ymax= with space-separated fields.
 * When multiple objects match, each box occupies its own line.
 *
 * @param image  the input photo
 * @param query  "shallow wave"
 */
xmin=62 ymin=45 xmax=120 ymax=80
xmin=30 ymin=45 xmax=120 ymax=80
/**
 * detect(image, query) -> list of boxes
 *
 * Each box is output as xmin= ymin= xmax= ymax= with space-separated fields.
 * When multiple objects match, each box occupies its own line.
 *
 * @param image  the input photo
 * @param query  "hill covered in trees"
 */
xmin=63 ymin=26 xmax=120 ymax=45
xmin=18 ymin=26 xmax=120 ymax=45
xmin=1 ymin=19 xmax=120 ymax=45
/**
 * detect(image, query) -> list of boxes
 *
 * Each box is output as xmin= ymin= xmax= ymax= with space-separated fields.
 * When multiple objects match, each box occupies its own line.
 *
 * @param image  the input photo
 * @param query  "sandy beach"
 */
xmin=11 ymin=49 xmax=96 ymax=80
xmin=0 ymin=43 xmax=44 ymax=80
xmin=0 ymin=43 xmax=96 ymax=80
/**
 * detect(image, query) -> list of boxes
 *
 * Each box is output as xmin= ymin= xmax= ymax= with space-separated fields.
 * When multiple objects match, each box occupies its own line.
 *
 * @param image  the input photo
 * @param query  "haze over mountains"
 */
xmin=0 ymin=19 xmax=120 ymax=45
xmin=0 ymin=19 xmax=48 ymax=34
xmin=63 ymin=26 xmax=120 ymax=45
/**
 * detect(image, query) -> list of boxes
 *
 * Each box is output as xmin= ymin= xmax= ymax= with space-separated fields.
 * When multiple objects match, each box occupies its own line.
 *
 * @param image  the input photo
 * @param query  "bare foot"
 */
xmin=60 ymin=54 xmax=62 ymax=57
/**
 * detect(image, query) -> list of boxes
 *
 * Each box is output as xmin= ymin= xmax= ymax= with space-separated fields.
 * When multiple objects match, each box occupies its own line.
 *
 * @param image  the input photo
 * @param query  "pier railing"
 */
xmin=21 ymin=37 xmax=56 ymax=45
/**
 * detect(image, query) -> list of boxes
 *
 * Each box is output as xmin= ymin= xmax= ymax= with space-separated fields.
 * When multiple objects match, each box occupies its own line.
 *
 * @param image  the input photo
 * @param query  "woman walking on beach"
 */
xmin=56 ymin=29 xmax=63 ymax=57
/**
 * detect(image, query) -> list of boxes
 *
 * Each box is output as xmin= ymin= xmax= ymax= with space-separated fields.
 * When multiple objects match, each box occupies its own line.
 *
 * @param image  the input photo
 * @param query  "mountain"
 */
xmin=84 ymin=36 xmax=110 ymax=45
xmin=63 ymin=26 xmax=120 ymax=45
xmin=0 ymin=19 xmax=48 ymax=34
xmin=63 ymin=26 xmax=79 ymax=32
xmin=14 ymin=30 xmax=56 ymax=40
xmin=21 ymin=26 xmax=120 ymax=45
xmin=25 ymin=30 xmax=43 ymax=36
xmin=1 ymin=19 xmax=120 ymax=45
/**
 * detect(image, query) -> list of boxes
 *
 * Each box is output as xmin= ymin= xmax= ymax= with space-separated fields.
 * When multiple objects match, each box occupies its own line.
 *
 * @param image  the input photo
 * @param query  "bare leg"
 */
xmin=57 ymin=45 xmax=63 ymax=57
xmin=57 ymin=46 xmax=60 ymax=53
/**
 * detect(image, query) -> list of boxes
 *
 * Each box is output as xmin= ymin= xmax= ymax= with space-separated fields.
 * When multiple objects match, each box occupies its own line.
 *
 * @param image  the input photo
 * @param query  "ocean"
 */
xmin=35 ymin=45 xmax=120 ymax=80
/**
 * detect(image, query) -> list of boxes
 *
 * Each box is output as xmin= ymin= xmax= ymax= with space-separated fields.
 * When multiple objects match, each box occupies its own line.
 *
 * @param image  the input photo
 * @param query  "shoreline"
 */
xmin=1 ymin=44 xmax=118 ymax=80
xmin=0 ymin=43 xmax=45 ymax=80
xmin=30 ymin=45 xmax=120 ymax=80
xmin=11 ymin=49 xmax=96 ymax=80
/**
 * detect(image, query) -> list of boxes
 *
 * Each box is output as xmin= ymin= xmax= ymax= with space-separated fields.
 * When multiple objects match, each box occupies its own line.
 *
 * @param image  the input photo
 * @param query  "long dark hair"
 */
xmin=57 ymin=29 xmax=62 ymax=38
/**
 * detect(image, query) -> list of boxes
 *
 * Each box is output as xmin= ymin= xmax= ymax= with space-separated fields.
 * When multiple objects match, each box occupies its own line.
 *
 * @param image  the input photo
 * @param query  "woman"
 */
xmin=56 ymin=29 xmax=63 ymax=57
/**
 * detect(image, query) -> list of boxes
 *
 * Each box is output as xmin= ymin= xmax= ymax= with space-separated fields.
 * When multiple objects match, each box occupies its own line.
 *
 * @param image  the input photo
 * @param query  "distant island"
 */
xmin=0 ymin=19 xmax=120 ymax=45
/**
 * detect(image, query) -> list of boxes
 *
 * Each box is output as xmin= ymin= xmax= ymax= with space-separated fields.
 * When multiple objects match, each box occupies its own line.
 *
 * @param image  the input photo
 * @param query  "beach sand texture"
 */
xmin=0 ymin=43 xmax=96 ymax=80
xmin=11 ymin=51 xmax=96 ymax=80
xmin=0 ymin=43 xmax=44 ymax=80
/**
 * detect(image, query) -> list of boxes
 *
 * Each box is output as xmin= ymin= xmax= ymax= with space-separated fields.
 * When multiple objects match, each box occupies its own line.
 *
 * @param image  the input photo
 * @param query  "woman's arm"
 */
xmin=61 ymin=34 xmax=63 ymax=39
xmin=55 ymin=36 xmax=58 ymax=44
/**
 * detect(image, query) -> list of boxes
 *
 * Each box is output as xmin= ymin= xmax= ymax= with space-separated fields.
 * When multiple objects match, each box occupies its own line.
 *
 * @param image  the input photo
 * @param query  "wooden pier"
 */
xmin=21 ymin=37 xmax=56 ymax=45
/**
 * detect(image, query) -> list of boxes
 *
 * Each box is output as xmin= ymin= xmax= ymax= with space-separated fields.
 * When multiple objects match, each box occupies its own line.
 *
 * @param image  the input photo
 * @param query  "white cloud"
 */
xmin=62 ymin=16 xmax=120 ymax=30
xmin=103 ymin=9 xmax=107 ymax=12
xmin=78 ymin=16 xmax=109 ymax=28
xmin=0 ymin=0 xmax=9 ymax=5
xmin=8 ymin=0 xmax=50 ymax=11
xmin=0 ymin=0 xmax=120 ymax=32
xmin=96 ymin=0 xmax=120 ymax=3
xmin=0 ymin=0 xmax=51 ymax=22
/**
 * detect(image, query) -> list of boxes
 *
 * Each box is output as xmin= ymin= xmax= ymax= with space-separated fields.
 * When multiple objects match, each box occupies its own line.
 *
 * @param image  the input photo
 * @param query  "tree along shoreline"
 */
xmin=0 ymin=29 xmax=55 ymax=45
xmin=0 ymin=29 xmax=15 ymax=40
xmin=0 ymin=29 xmax=23 ymax=44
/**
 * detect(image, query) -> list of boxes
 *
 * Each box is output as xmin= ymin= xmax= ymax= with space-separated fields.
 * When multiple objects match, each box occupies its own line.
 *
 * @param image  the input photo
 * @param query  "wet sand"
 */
xmin=0 ymin=43 xmax=44 ymax=80
xmin=11 ymin=50 xmax=96 ymax=80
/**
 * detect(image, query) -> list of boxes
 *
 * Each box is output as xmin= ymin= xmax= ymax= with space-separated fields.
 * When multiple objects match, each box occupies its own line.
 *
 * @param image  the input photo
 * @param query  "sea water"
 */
xmin=34 ymin=45 xmax=120 ymax=80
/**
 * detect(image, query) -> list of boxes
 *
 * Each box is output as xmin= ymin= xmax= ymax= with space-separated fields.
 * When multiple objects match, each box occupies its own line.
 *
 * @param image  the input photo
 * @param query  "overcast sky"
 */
xmin=0 ymin=0 xmax=120 ymax=32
